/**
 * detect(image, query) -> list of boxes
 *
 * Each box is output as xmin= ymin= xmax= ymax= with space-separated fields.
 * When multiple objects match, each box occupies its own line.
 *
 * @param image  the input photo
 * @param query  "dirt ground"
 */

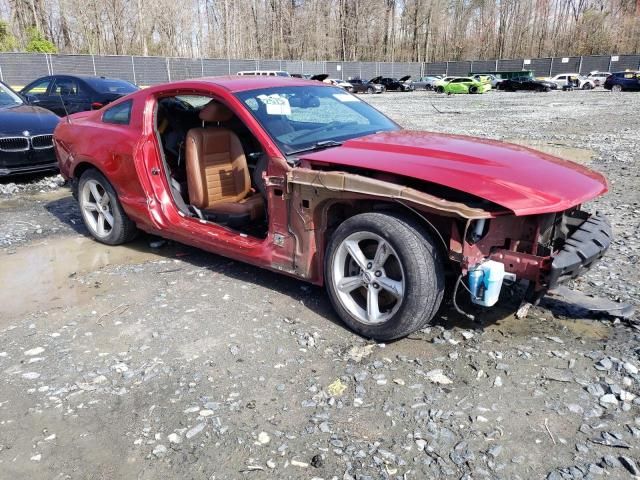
xmin=1 ymin=89 xmax=639 ymax=480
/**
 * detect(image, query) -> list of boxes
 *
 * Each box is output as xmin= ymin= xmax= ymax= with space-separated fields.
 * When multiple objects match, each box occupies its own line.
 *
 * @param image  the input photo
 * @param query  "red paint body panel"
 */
xmin=301 ymin=130 xmax=608 ymax=216
xmin=53 ymin=77 xmax=610 ymax=289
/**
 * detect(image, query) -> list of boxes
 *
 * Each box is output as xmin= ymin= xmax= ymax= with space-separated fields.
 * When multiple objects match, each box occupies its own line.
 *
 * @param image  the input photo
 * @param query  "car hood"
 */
xmin=299 ymin=130 xmax=608 ymax=216
xmin=0 ymin=104 xmax=60 ymax=135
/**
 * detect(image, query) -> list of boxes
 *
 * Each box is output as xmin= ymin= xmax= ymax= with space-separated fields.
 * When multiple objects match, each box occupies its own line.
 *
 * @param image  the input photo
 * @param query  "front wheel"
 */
xmin=582 ymin=83 xmax=593 ymax=90
xmin=78 ymin=169 xmax=138 ymax=245
xmin=611 ymin=84 xmax=622 ymax=92
xmin=325 ymin=212 xmax=445 ymax=340
xmin=367 ymin=87 xmax=374 ymax=94
xmin=435 ymin=86 xmax=444 ymax=93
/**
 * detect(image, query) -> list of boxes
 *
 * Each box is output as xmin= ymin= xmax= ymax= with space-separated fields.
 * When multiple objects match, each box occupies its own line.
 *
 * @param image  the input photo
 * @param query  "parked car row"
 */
xmin=1 ymin=74 xmax=139 ymax=176
xmin=3 ymin=68 xmax=638 ymax=178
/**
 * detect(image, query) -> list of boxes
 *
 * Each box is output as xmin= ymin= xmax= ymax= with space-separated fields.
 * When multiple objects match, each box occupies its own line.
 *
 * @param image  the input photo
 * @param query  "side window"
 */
xmin=52 ymin=78 xmax=80 ymax=96
xmin=23 ymin=78 xmax=52 ymax=96
xmin=102 ymin=100 xmax=132 ymax=125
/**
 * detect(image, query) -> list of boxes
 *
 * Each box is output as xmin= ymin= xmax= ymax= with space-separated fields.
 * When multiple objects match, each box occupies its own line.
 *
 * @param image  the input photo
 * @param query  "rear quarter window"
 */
xmin=102 ymin=100 xmax=132 ymax=125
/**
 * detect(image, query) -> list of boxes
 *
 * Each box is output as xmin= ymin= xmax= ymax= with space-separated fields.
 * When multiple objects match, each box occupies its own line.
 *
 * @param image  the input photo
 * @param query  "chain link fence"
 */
xmin=0 ymin=52 xmax=638 ymax=87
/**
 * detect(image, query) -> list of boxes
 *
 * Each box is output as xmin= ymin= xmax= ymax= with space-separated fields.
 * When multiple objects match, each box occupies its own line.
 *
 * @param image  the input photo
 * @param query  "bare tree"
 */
xmin=0 ymin=0 xmax=638 ymax=61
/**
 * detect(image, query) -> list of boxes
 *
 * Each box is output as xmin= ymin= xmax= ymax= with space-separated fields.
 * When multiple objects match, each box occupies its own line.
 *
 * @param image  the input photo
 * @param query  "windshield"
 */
xmin=235 ymin=86 xmax=399 ymax=155
xmin=0 ymin=82 xmax=23 ymax=107
xmin=84 ymin=78 xmax=138 ymax=95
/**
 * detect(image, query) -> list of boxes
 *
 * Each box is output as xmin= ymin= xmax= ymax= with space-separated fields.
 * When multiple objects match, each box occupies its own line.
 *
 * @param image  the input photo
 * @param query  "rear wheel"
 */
xmin=469 ymin=85 xmax=479 ymax=94
xmin=325 ymin=212 xmax=445 ymax=340
xmin=78 ymin=169 xmax=138 ymax=245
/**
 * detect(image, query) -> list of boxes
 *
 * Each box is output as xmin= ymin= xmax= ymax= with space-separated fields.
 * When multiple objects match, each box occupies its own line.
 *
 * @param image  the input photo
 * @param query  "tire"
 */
xmin=435 ymin=86 xmax=444 ymax=93
xmin=582 ymin=83 xmax=592 ymax=90
xmin=469 ymin=85 xmax=479 ymax=94
xmin=324 ymin=212 xmax=445 ymax=341
xmin=78 ymin=169 xmax=138 ymax=245
xmin=611 ymin=84 xmax=622 ymax=92
xmin=367 ymin=86 xmax=374 ymax=94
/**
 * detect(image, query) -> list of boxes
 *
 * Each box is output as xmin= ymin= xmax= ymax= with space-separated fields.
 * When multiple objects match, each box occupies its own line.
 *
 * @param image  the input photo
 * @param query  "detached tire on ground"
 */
xmin=78 ymin=169 xmax=138 ymax=245
xmin=325 ymin=212 xmax=445 ymax=341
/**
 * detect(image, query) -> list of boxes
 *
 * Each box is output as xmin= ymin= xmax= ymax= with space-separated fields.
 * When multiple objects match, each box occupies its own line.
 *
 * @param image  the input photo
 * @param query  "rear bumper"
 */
xmin=547 ymin=213 xmax=612 ymax=289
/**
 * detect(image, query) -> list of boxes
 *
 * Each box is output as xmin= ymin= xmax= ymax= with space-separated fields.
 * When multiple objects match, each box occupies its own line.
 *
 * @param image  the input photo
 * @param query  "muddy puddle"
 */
xmin=505 ymin=139 xmax=594 ymax=164
xmin=0 ymin=236 xmax=169 ymax=320
xmin=0 ymin=188 xmax=70 ymax=209
xmin=486 ymin=312 xmax=609 ymax=340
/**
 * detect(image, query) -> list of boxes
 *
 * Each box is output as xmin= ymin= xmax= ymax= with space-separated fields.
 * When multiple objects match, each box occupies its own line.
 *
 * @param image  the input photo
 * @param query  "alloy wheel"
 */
xmin=332 ymin=231 xmax=405 ymax=325
xmin=80 ymin=178 xmax=114 ymax=238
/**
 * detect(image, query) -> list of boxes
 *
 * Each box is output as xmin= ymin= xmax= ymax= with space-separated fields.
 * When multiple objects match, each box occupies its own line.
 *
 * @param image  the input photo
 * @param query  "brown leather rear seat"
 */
xmin=185 ymin=101 xmax=264 ymax=222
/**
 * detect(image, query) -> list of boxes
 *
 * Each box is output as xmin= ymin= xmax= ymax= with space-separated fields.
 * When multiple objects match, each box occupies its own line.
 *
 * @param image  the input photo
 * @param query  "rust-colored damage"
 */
xmin=284 ymin=168 xmax=494 ymax=284
xmin=288 ymin=169 xmax=493 ymax=219
xmin=458 ymin=215 xmax=552 ymax=289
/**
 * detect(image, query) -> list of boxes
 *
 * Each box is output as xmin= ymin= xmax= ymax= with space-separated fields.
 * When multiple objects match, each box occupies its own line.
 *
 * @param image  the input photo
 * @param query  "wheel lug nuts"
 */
xmin=373 ymin=282 xmax=379 ymax=289
xmin=375 ymin=270 xmax=382 ymax=277
xmin=367 ymin=262 xmax=372 ymax=269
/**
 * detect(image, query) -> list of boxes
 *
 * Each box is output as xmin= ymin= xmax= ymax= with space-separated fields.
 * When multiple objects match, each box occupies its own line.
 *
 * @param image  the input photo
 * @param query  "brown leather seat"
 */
xmin=185 ymin=101 xmax=264 ymax=222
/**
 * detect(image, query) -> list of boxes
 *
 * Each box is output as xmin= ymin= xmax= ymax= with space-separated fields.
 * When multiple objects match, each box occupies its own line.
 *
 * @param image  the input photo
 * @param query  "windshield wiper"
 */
xmin=287 ymin=140 xmax=343 ymax=156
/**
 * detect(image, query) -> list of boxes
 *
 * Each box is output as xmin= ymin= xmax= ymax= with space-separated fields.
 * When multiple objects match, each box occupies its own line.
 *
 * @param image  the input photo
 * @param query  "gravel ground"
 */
xmin=0 ymin=90 xmax=639 ymax=479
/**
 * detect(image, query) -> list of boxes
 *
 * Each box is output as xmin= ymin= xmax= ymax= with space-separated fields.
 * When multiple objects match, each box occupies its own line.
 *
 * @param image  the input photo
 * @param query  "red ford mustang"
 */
xmin=53 ymin=76 xmax=611 ymax=340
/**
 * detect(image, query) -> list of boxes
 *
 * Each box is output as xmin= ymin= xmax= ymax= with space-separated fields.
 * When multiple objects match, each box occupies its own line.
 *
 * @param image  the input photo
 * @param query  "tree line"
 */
xmin=0 ymin=0 xmax=639 ymax=61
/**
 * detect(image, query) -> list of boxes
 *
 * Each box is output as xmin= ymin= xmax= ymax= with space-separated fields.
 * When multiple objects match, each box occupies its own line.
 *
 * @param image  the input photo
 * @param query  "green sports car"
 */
xmin=436 ymin=77 xmax=491 ymax=94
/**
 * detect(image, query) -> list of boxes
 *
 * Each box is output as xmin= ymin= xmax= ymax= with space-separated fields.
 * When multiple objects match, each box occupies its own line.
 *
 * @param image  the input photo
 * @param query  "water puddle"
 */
xmin=0 ymin=189 xmax=70 ymax=209
xmin=505 ymin=139 xmax=594 ymax=164
xmin=0 ymin=236 xmax=168 ymax=320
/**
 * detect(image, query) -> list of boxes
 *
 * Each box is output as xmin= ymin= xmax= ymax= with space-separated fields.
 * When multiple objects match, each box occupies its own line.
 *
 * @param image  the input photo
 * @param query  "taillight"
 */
xmin=91 ymin=102 xmax=104 ymax=110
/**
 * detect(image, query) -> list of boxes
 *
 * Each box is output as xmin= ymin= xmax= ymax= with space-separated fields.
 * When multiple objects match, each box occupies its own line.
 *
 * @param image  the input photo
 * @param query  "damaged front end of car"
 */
xmin=452 ymin=208 xmax=612 ymax=311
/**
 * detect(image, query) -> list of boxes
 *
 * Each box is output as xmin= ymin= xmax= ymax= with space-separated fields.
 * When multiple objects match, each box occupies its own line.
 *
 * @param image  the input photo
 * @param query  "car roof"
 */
xmin=146 ymin=75 xmax=332 ymax=93
xmin=50 ymin=74 xmax=127 ymax=82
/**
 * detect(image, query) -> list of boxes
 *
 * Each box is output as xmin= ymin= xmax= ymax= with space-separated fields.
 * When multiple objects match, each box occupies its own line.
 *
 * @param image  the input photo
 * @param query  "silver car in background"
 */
xmin=412 ymin=75 xmax=443 ymax=90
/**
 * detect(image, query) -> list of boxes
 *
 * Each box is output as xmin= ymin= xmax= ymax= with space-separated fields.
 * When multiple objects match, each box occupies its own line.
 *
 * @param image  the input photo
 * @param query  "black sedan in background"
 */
xmin=498 ymin=76 xmax=556 ymax=92
xmin=0 ymin=81 xmax=60 ymax=176
xmin=19 ymin=74 xmax=138 ymax=116
xmin=370 ymin=75 xmax=414 ymax=92
xmin=349 ymin=78 xmax=385 ymax=94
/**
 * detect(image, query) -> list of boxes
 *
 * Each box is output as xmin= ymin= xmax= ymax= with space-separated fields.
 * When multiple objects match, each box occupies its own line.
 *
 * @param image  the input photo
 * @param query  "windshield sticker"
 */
xmin=333 ymin=93 xmax=359 ymax=102
xmin=257 ymin=94 xmax=291 ymax=115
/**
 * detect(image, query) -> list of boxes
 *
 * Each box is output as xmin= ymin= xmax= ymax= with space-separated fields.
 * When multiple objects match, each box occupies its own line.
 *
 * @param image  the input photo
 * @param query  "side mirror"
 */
xmin=24 ymin=94 xmax=39 ymax=104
